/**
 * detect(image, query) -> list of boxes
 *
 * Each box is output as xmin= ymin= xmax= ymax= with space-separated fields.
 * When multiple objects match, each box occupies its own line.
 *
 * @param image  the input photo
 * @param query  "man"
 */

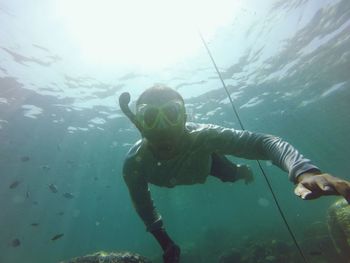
xmin=120 ymin=84 xmax=350 ymax=263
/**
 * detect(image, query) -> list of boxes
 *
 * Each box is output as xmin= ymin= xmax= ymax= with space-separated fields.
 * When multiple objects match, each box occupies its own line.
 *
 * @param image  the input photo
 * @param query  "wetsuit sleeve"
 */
xmin=204 ymin=125 xmax=321 ymax=183
xmin=123 ymin=160 xmax=163 ymax=231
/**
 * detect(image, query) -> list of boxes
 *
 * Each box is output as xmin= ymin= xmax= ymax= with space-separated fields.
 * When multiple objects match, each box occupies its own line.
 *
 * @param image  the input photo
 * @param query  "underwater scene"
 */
xmin=1 ymin=0 xmax=350 ymax=262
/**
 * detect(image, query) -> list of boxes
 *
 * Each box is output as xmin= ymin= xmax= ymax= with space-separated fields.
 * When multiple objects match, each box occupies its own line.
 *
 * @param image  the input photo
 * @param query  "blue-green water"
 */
xmin=1 ymin=0 xmax=350 ymax=262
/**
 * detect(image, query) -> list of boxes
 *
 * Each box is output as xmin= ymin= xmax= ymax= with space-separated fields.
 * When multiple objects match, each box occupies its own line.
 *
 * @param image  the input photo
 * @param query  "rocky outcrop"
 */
xmin=60 ymin=251 xmax=152 ymax=263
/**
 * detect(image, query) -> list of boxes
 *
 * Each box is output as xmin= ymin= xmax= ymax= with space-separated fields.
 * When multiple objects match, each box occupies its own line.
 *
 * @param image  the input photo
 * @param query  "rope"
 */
xmin=198 ymin=29 xmax=309 ymax=263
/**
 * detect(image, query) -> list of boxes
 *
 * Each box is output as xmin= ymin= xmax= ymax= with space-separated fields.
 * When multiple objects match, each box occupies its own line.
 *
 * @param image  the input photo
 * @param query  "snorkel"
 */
xmin=119 ymin=92 xmax=143 ymax=133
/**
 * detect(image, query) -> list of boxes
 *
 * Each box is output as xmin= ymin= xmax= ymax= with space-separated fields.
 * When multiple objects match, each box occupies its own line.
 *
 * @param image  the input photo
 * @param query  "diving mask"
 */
xmin=136 ymin=100 xmax=185 ymax=130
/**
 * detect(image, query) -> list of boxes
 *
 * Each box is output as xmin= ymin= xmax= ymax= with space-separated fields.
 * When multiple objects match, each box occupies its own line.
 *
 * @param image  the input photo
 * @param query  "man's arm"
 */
xmin=205 ymin=126 xmax=319 ymax=180
xmin=123 ymin=173 xmax=162 ymax=230
xmin=204 ymin=125 xmax=350 ymax=202
xmin=123 ymin=161 xmax=180 ymax=262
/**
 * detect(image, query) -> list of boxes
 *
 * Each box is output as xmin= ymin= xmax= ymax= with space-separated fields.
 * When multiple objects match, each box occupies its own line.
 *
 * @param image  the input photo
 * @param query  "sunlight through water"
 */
xmin=53 ymin=0 xmax=240 ymax=69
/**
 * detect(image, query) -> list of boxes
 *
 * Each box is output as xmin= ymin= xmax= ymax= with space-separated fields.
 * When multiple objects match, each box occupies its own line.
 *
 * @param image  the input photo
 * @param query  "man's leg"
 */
xmin=210 ymin=152 xmax=253 ymax=184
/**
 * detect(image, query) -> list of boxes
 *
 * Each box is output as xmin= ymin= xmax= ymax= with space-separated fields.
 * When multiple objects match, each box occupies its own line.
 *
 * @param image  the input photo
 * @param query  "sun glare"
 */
xmin=54 ymin=0 xmax=238 ymax=69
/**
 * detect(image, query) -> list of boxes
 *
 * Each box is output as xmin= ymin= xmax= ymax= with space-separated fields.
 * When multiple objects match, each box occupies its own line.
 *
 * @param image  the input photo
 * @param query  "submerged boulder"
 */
xmin=327 ymin=198 xmax=350 ymax=261
xmin=60 ymin=251 xmax=152 ymax=263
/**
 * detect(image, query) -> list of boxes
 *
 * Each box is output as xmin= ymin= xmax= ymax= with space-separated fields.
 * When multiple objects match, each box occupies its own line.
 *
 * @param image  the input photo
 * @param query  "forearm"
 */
xmin=216 ymin=128 xmax=321 ymax=182
xmin=123 ymin=175 xmax=181 ymax=261
xmin=123 ymin=175 xmax=162 ymax=230
xmin=150 ymin=227 xmax=176 ymax=250
xmin=260 ymin=135 xmax=321 ymax=182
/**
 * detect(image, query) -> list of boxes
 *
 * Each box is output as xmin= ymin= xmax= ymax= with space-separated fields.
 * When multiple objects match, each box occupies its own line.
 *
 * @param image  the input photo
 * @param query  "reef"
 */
xmin=60 ymin=199 xmax=350 ymax=263
xmin=151 ymin=222 xmax=343 ymax=263
xmin=60 ymin=251 xmax=152 ymax=263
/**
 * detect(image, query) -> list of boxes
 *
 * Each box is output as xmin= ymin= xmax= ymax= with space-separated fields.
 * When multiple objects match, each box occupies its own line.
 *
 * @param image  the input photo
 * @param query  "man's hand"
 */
xmin=163 ymin=243 xmax=180 ymax=263
xmin=237 ymin=165 xmax=254 ymax=185
xmin=294 ymin=172 xmax=350 ymax=204
xmin=150 ymin=227 xmax=180 ymax=263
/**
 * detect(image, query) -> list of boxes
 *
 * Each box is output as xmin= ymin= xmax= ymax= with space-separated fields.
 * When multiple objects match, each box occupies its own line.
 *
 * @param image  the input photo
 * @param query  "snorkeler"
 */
xmin=120 ymin=84 xmax=350 ymax=263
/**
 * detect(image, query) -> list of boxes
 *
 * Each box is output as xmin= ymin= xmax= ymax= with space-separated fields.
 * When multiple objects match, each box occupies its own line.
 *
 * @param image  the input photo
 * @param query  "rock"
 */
xmin=60 ymin=251 xmax=152 ymax=263
xmin=303 ymin=221 xmax=328 ymax=238
xmin=327 ymin=198 xmax=350 ymax=261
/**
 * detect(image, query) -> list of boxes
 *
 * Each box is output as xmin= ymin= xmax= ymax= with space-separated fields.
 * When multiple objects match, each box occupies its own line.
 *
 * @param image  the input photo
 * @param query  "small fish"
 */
xmin=41 ymin=165 xmax=50 ymax=171
xmin=9 ymin=180 xmax=20 ymax=189
xmin=31 ymin=223 xmax=39 ymax=227
xmin=20 ymin=156 xmax=30 ymax=162
xmin=62 ymin=192 xmax=74 ymax=199
xmin=51 ymin=233 xmax=64 ymax=241
xmin=26 ymin=191 xmax=30 ymax=199
xmin=11 ymin=238 xmax=20 ymax=247
xmin=32 ymin=201 xmax=39 ymax=205
xmin=49 ymin=184 xmax=58 ymax=193
xmin=57 ymin=211 xmax=64 ymax=216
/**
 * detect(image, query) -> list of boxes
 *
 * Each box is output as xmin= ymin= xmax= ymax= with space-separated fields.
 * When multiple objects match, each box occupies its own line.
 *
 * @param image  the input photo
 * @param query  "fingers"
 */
xmin=294 ymin=180 xmax=329 ymax=200
xmin=295 ymin=173 xmax=350 ymax=204
xmin=242 ymin=166 xmax=254 ymax=185
xmin=294 ymin=183 xmax=314 ymax=200
xmin=315 ymin=177 xmax=336 ymax=194
xmin=321 ymin=174 xmax=350 ymax=203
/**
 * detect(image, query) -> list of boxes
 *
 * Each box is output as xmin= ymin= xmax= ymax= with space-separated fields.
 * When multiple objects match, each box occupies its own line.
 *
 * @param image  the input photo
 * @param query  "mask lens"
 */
xmin=137 ymin=101 xmax=184 ymax=129
xmin=163 ymin=103 xmax=181 ymax=124
xmin=143 ymin=107 xmax=159 ymax=128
